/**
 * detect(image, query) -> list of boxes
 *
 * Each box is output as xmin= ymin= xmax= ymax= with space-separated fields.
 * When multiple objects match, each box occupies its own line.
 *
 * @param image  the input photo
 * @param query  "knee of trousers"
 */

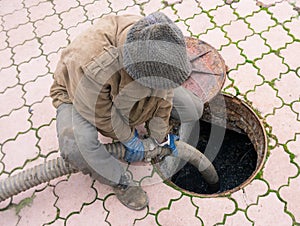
xmin=58 ymin=127 xmax=90 ymax=174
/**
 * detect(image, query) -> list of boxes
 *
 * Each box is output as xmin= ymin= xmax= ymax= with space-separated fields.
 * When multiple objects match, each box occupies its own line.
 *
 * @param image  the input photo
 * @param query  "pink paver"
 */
xmin=223 ymin=211 xmax=252 ymax=226
xmin=0 ymin=66 xmax=18 ymax=93
xmin=232 ymin=0 xmax=260 ymax=17
xmin=229 ymin=63 xmax=263 ymax=94
xmin=269 ymin=1 xmax=298 ymax=23
xmin=34 ymin=14 xmax=62 ymax=37
xmin=247 ymin=192 xmax=293 ymax=226
xmin=23 ymin=0 xmax=45 ymax=8
xmin=186 ymin=13 xmax=215 ymax=35
xmin=292 ymin=101 xmax=300 ymax=120
xmin=262 ymin=25 xmax=293 ymax=50
xmin=200 ymin=27 xmax=230 ymax=50
xmin=0 ymin=85 xmax=24 ymax=116
xmin=12 ymin=39 xmax=42 ymax=65
xmin=2 ymin=8 xmax=29 ymax=31
xmin=0 ymin=48 xmax=13 ymax=69
xmin=29 ymin=96 xmax=56 ymax=128
xmin=41 ymin=30 xmax=68 ymax=55
xmin=279 ymin=176 xmax=300 ymax=222
xmin=18 ymin=56 xmax=49 ymax=84
xmin=238 ymin=34 xmax=270 ymax=60
xmin=174 ymin=20 xmax=191 ymax=37
xmin=263 ymin=146 xmax=298 ymax=190
xmin=37 ymin=120 xmax=59 ymax=156
xmin=142 ymin=0 xmax=164 ymax=15
xmin=193 ymin=197 xmax=236 ymax=226
xmin=109 ymin=0 xmax=135 ymax=12
xmin=84 ymin=1 xmax=111 ymax=21
xmin=53 ymin=0 xmax=79 ymax=14
xmin=116 ymin=5 xmax=141 ymax=16
xmin=104 ymin=195 xmax=147 ymax=226
xmin=0 ymin=107 xmax=31 ymax=143
xmin=18 ymin=186 xmax=57 ymax=226
xmin=93 ymin=180 xmax=114 ymax=200
xmin=0 ymin=207 xmax=19 ymax=226
xmin=28 ymin=1 xmax=55 ymax=22
xmin=231 ymin=179 xmax=269 ymax=210
xmin=174 ymin=0 xmax=201 ymax=19
xmin=199 ymin=0 xmax=224 ymax=11
xmin=246 ymin=10 xmax=276 ymax=33
xmin=61 ymin=7 xmax=86 ymax=29
xmin=66 ymin=200 xmax=109 ymax=226
xmin=285 ymin=18 xmax=300 ymax=39
xmin=281 ymin=41 xmax=300 ymax=70
xmin=266 ymin=106 xmax=300 ymax=144
xmin=54 ymin=173 xmax=96 ymax=218
xmin=275 ymin=71 xmax=300 ymax=104
xmin=0 ymin=0 xmax=23 ymax=16
xmin=210 ymin=5 xmax=238 ymax=26
xmin=2 ymin=130 xmax=39 ymax=172
xmin=247 ymin=83 xmax=282 ymax=116
xmin=141 ymin=173 xmax=182 ymax=213
xmin=157 ymin=195 xmax=202 ymax=225
xmin=127 ymin=162 xmax=154 ymax=182
xmin=255 ymin=53 xmax=288 ymax=81
xmin=7 ymin=23 xmax=35 ymax=47
xmin=223 ymin=20 xmax=253 ymax=43
xmin=220 ymin=44 xmax=246 ymax=70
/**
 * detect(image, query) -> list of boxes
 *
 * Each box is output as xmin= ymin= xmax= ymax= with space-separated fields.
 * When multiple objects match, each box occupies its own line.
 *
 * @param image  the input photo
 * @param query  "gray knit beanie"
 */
xmin=123 ymin=12 xmax=191 ymax=89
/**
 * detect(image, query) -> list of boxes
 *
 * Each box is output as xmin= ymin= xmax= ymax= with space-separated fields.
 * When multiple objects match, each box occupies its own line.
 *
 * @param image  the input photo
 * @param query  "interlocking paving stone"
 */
xmin=37 ymin=120 xmax=59 ymax=156
xmin=41 ymin=30 xmax=68 ymax=55
xmin=52 ymin=0 xmax=79 ymax=14
xmin=209 ymin=6 xmax=238 ymax=27
xmin=246 ymin=10 xmax=276 ymax=33
xmin=0 ymin=48 xmax=13 ymax=69
xmin=109 ymin=0 xmax=135 ymax=12
xmin=255 ymin=52 xmax=288 ymax=81
xmin=262 ymin=25 xmax=293 ymax=50
xmin=174 ymin=0 xmax=201 ymax=19
xmin=2 ymin=8 xmax=29 ymax=31
xmin=247 ymin=192 xmax=293 ymax=226
xmin=193 ymin=197 xmax=236 ymax=226
xmin=12 ymin=39 xmax=42 ymax=65
xmin=0 ymin=85 xmax=24 ymax=116
xmin=266 ymin=105 xmax=300 ymax=144
xmin=279 ymin=176 xmax=300 ymax=222
xmin=231 ymin=0 xmax=260 ymax=17
xmin=18 ymin=56 xmax=49 ymax=84
xmin=269 ymin=1 xmax=298 ymax=23
xmin=281 ymin=41 xmax=300 ymax=70
xmin=186 ymin=13 xmax=215 ymax=36
xmin=199 ymin=0 xmax=224 ymax=11
xmin=61 ymin=7 xmax=86 ymax=29
xmin=84 ymin=1 xmax=111 ymax=21
xmin=28 ymin=1 xmax=55 ymax=22
xmin=0 ymin=0 xmax=23 ymax=16
xmin=66 ymin=200 xmax=108 ymax=226
xmin=34 ymin=14 xmax=62 ymax=38
xmin=142 ymin=0 xmax=164 ymax=15
xmin=54 ymin=173 xmax=96 ymax=218
xmin=157 ymin=195 xmax=202 ymax=225
xmin=228 ymin=63 xmax=263 ymax=94
xmin=275 ymin=71 xmax=300 ymax=104
xmin=285 ymin=18 xmax=300 ymax=39
xmin=220 ymin=44 xmax=246 ymax=70
xmin=247 ymin=83 xmax=283 ymax=116
xmin=231 ymin=179 xmax=269 ymax=210
xmin=223 ymin=19 xmax=253 ymax=43
xmin=263 ymin=146 xmax=298 ymax=190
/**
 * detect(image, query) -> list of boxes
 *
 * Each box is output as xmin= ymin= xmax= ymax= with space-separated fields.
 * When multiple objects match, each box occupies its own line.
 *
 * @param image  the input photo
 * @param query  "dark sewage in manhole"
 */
xmin=171 ymin=120 xmax=257 ymax=194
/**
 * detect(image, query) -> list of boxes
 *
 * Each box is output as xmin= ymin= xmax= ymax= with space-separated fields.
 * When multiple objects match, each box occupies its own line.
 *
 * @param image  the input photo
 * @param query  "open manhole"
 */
xmin=157 ymin=94 xmax=267 ymax=196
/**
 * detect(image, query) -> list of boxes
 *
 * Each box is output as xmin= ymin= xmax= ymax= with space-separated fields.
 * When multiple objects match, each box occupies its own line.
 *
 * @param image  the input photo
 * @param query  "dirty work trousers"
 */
xmin=56 ymin=86 xmax=203 ymax=186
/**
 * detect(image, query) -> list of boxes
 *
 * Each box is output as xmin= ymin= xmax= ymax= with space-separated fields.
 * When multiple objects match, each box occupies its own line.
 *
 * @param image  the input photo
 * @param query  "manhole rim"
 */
xmin=156 ymin=93 xmax=268 ymax=198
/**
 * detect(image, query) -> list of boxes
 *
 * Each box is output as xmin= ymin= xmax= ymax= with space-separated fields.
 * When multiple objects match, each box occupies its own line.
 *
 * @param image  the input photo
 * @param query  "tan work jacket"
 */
xmin=50 ymin=15 xmax=173 ymax=142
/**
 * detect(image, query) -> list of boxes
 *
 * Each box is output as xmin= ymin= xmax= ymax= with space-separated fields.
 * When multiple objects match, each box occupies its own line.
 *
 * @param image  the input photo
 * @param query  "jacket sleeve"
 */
xmin=148 ymin=89 xmax=174 ymax=143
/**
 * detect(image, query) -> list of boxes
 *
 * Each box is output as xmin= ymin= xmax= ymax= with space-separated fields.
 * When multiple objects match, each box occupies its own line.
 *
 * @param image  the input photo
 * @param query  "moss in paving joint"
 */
xmin=14 ymin=194 xmax=36 ymax=215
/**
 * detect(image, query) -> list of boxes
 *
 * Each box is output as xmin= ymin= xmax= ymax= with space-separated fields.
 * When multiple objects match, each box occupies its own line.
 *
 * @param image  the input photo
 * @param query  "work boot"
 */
xmin=113 ymin=172 xmax=148 ymax=210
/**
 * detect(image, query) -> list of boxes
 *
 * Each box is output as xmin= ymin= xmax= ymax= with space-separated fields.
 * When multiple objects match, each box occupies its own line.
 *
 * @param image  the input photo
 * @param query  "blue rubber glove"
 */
xmin=158 ymin=134 xmax=179 ymax=157
xmin=123 ymin=130 xmax=145 ymax=162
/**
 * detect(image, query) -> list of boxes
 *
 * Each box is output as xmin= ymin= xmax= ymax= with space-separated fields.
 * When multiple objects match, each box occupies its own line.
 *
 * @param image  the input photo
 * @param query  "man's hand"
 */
xmin=123 ymin=130 xmax=145 ymax=162
xmin=158 ymin=134 xmax=179 ymax=156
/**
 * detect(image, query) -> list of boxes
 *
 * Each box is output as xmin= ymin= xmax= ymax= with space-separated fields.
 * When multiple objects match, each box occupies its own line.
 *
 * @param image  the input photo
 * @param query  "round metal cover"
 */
xmin=182 ymin=37 xmax=227 ymax=103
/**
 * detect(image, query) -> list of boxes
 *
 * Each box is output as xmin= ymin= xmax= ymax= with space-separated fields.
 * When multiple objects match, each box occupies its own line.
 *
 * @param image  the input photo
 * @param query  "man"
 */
xmin=50 ymin=12 xmax=203 ymax=210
